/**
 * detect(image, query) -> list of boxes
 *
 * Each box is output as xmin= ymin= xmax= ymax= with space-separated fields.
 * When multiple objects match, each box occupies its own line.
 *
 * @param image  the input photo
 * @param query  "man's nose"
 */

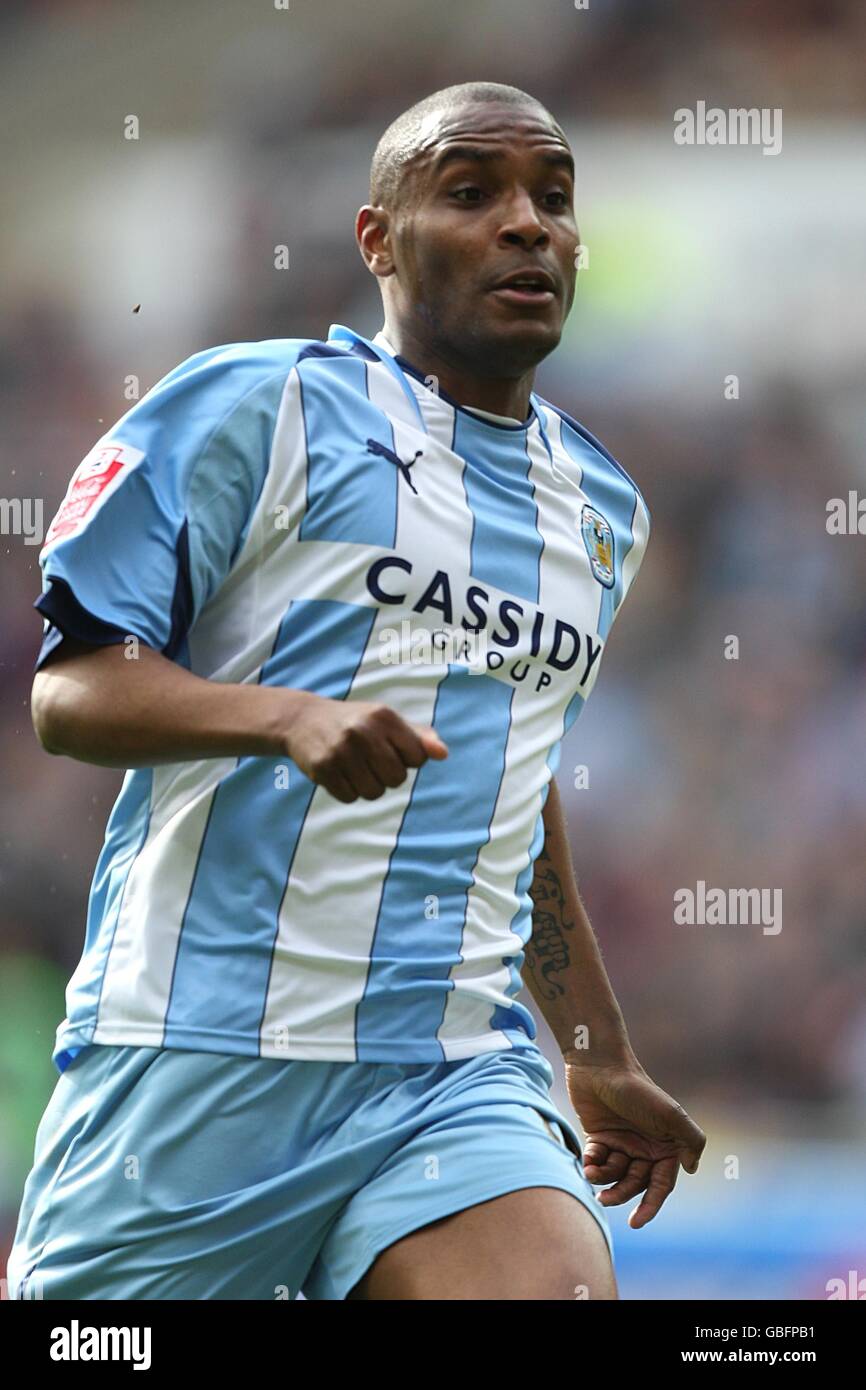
xmin=497 ymin=191 xmax=550 ymax=248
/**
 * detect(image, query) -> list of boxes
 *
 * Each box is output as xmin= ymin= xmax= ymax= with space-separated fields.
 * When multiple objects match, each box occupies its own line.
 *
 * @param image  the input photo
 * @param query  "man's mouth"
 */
xmin=488 ymin=270 xmax=557 ymax=305
xmin=491 ymin=285 xmax=555 ymax=304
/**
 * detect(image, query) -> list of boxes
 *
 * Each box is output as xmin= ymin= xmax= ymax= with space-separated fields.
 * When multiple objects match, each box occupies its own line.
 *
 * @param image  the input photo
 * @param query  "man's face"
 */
xmin=381 ymin=102 xmax=579 ymax=377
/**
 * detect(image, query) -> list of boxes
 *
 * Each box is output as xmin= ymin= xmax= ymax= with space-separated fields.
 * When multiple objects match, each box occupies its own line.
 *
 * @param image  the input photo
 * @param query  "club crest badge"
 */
xmin=579 ymin=504 xmax=615 ymax=588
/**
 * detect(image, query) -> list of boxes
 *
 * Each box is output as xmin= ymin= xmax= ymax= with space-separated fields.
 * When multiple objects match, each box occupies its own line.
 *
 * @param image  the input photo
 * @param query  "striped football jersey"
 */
xmin=35 ymin=322 xmax=650 ymax=1071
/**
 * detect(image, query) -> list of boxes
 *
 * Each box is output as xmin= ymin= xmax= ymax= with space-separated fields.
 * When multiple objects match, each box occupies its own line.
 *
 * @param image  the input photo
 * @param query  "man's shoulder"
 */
xmin=166 ymin=334 xmax=349 ymax=382
xmin=538 ymin=395 xmax=651 ymax=528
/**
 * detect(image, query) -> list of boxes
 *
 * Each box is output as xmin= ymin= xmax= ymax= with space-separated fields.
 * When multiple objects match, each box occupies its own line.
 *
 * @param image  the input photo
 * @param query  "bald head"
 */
xmin=369 ymin=81 xmax=559 ymax=209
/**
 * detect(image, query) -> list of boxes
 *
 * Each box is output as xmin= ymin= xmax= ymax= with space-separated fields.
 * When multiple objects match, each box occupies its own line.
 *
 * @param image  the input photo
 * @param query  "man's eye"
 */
xmin=449 ymin=185 xmax=570 ymax=207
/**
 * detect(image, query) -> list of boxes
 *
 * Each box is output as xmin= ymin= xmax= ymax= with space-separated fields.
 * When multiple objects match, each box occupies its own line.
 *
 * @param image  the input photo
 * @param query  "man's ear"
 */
xmin=356 ymin=205 xmax=396 ymax=278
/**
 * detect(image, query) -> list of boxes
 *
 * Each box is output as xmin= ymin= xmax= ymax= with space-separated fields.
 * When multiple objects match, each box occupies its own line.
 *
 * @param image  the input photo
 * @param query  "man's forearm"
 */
xmin=523 ymin=776 xmax=633 ymax=1065
xmin=32 ymin=639 xmax=306 ymax=768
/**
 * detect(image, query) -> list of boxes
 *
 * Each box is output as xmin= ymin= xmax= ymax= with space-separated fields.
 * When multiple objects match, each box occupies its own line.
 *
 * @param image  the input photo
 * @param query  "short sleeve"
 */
xmin=34 ymin=342 xmax=297 ymax=671
xmin=615 ymin=489 xmax=651 ymax=618
xmin=546 ymin=402 xmax=651 ymax=637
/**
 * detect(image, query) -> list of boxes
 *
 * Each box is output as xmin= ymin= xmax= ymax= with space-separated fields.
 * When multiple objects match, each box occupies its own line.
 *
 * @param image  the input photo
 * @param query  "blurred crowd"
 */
xmin=1 ymin=0 xmax=864 ymax=1289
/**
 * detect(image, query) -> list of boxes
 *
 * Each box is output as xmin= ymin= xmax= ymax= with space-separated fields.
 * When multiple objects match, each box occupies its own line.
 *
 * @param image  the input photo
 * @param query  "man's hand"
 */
xmin=564 ymin=1054 xmax=706 ymax=1229
xmin=284 ymin=693 xmax=448 ymax=802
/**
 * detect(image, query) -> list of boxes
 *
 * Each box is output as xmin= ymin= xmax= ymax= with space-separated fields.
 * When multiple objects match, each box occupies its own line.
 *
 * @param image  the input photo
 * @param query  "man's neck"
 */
xmin=377 ymin=323 xmax=534 ymax=423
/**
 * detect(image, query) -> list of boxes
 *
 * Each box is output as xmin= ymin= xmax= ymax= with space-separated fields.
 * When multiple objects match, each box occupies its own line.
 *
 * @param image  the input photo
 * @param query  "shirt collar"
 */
xmin=327 ymin=322 xmax=557 ymax=465
xmin=370 ymin=327 xmax=530 ymax=429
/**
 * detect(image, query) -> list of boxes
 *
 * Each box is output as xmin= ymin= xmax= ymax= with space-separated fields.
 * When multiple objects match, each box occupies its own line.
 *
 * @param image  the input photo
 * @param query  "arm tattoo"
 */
xmin=524 ymin=828 xmax=576 ymax=1000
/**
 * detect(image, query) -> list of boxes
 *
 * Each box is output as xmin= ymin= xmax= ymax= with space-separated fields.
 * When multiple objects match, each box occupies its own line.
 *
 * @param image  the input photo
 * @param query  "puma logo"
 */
xmin=366 ymin=438 xmax=424 ymax=495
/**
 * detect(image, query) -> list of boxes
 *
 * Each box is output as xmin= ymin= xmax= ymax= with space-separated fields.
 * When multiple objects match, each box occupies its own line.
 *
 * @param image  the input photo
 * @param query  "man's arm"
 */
xmin=31 ymin=638 xmax=447 ymax=797
xmin=32 ymin=638 xmax=306 ymax=767
xmin=523 ymin=774 xmax=632 ymax=1066
xmin=523 ymin=775 xmax=706 ymax=1227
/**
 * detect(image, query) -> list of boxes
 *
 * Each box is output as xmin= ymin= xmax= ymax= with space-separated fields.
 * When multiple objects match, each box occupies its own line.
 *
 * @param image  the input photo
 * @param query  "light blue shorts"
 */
xmin=7 ymin=1042 xmax=613 ymax=1300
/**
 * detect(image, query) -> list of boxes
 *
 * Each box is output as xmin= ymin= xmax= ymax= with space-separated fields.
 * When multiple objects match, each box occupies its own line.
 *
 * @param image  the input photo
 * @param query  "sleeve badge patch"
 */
xmin=41 ymin=441 xmax=146 ymax=556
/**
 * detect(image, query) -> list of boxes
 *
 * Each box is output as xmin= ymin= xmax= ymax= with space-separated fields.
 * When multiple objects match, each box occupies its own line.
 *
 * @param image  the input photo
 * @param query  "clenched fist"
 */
xmin=284 ymin=692 xmax=449 ymax=802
